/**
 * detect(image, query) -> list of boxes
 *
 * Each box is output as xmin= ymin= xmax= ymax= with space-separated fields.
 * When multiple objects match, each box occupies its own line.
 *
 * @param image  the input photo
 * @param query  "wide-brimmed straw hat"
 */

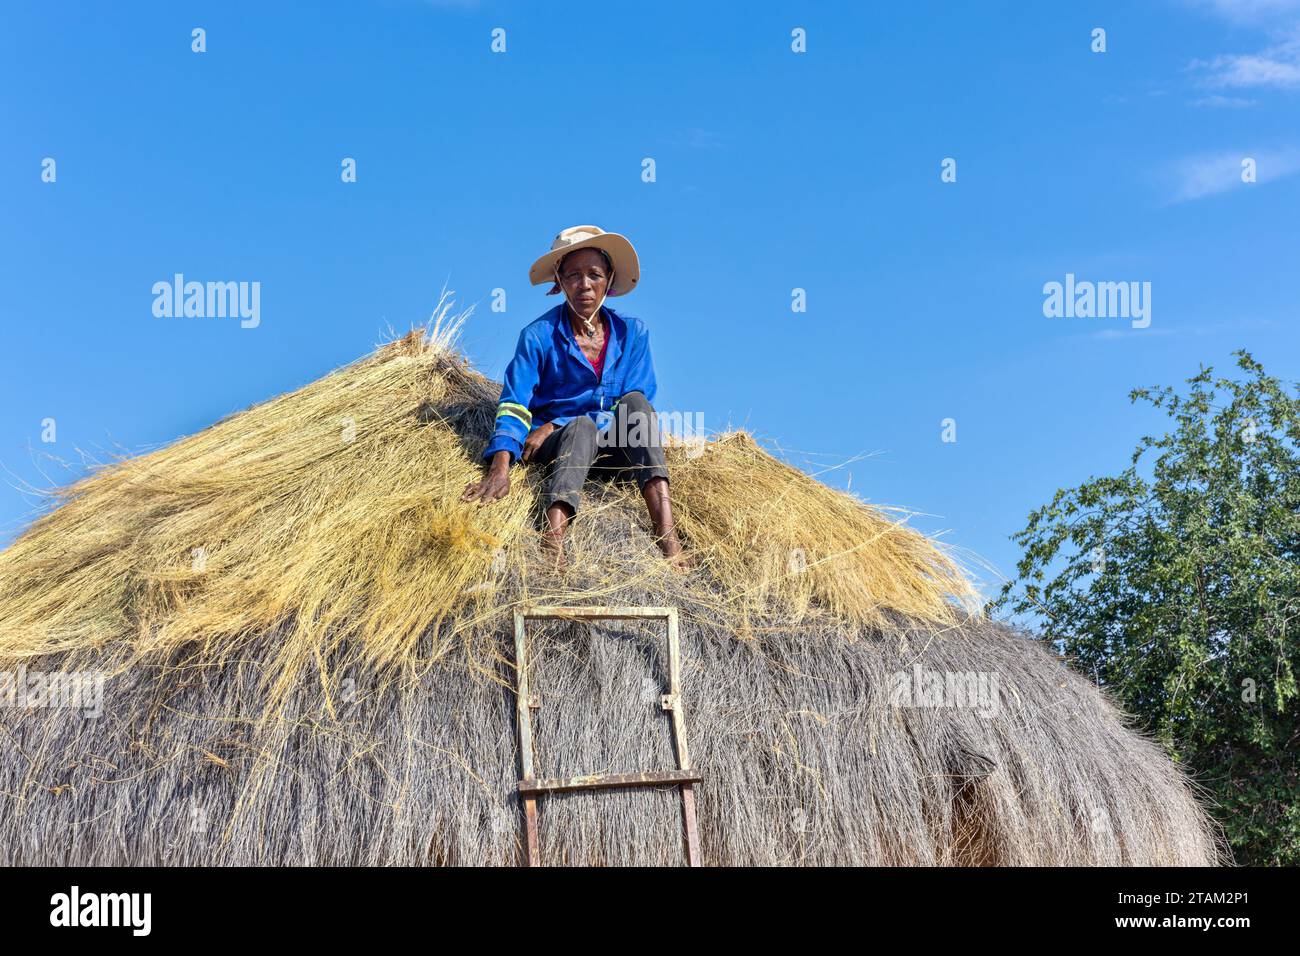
xmin=528 ymin=225 xmax=640 ymax=296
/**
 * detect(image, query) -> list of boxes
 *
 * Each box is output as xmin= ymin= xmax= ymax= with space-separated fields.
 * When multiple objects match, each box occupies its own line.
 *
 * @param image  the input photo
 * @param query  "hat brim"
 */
xmin=529 ymin=232 xmax=640 ymax=296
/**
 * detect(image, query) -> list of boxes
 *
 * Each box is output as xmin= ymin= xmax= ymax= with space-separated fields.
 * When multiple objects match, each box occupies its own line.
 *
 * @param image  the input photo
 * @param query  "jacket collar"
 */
xmin=554 ymin=301 xmax=618 ymax=336
xmin=551 ymin=303 xmax=623 ymax=379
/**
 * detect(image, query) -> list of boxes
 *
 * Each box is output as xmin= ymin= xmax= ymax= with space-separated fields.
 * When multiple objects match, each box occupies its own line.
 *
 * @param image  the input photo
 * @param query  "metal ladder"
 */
xmin=512 ymin=605 xmax=702 ymax=866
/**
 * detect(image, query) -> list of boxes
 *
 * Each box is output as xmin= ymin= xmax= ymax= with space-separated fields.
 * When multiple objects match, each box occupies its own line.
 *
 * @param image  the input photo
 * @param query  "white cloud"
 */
xmin=1191 ymin=93 xmax=1258 ymax=106
xmin=1168 ymin=148 xmax=1300 ymax=201
xmin=660 ymin=129 xmax=725 ymax=150
xmin=1187 ymin=0 xmax=1300 ymax=23
xmin=1192 ymin=42 xmax=1300 ymax=89
xmin=1181 ymin=0 xmax=1300 ymax=91
xmin=1088 ymin=316 xmax=1282 ymax=341
xmin=1185 ymin=7 xmax=1300 ymax=91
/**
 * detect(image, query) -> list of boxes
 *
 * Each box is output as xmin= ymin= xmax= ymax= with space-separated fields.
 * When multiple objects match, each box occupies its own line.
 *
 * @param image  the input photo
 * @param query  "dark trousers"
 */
xmin=529 ymin=391 xmax=670 ymax=513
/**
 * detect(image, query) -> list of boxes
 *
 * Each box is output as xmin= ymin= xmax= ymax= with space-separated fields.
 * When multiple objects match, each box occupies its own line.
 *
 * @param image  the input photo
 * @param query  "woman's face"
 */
xmin=558 ymin=249 xmax=610 ymax=317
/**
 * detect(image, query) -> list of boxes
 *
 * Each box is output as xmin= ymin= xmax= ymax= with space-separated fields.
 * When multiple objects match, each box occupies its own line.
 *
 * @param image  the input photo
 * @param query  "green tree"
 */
xmin=993 ymin=352 xmax=1299 ymax=865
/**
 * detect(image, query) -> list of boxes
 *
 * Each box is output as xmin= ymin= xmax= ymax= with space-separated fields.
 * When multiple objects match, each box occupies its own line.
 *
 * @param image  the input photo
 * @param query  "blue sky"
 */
xmin=2 ymin=0 xmax=1298 ymax=605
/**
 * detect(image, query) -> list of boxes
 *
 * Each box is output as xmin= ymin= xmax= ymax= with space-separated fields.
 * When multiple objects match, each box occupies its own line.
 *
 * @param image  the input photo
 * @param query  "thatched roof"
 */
xmin=0 ymin=308 xmax=1223 ymax=865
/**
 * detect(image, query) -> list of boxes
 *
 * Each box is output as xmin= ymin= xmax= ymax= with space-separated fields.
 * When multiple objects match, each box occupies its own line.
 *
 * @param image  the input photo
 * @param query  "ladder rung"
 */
xmin=520 ymin=606 xmax=677 ymax=621
xmin=518 ymin=770 xmax=702 ymax=796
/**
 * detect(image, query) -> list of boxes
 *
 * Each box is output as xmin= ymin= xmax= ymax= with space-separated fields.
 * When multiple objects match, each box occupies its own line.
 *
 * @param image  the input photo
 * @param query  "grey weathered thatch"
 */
xmin=0 ymin=326 xmax=1225 ymax=865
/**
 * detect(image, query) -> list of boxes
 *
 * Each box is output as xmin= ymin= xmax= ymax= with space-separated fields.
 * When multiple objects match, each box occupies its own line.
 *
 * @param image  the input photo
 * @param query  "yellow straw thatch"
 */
xmin=0 ymin=304 xmax=978 ymax=718
xmin=0 ymin=303 xmax=1227 ymax=868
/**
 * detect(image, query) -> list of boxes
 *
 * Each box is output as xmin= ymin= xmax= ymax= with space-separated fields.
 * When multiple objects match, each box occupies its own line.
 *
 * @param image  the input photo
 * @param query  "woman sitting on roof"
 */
xmin=461 ymin=225 xmax=686 ymax=567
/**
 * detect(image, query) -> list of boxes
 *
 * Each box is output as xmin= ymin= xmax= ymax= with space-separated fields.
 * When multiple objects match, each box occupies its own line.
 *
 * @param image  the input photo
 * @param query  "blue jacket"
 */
xmin=483 ymin=303 xmax=657 ymax=462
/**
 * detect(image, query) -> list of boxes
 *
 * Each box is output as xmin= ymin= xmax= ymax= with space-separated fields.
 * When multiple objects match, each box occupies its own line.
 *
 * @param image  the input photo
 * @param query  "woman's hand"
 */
xmin=520 ymin=422 xmax=556 ymax=462
xmin=462 ymin=451 xmax=512 ymax=504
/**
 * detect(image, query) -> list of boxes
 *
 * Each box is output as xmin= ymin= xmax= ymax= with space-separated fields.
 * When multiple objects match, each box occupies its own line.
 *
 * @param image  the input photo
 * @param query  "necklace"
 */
xmin=569 ymin=303 xmax=600 ymax=339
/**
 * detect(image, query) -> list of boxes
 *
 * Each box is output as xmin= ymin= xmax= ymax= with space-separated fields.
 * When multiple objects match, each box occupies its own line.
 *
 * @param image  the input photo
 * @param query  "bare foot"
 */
xmin=541 ymin=502 xmax=571 ymax=573
xmin=542 ymin=529 xmax=567 ymax=572
xmin=656 ymin=533 xmax=692 ymax=571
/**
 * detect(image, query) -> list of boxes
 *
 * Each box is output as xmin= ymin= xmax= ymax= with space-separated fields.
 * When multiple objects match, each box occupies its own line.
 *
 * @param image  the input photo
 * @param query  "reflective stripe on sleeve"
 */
xmin=497 ymin=402 xmax=532 ymax=427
